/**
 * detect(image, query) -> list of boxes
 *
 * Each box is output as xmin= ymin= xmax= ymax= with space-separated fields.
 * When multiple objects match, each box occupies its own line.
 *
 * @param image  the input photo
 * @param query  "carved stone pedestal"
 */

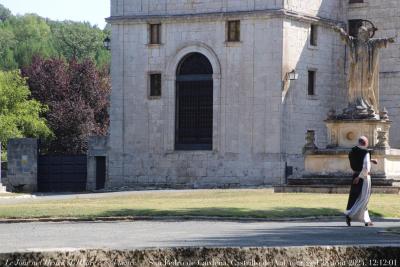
xmin=304 ymin=148 xmax=400 ymax=181
xmin=301 ymin=119 xmax=400 ymax=190
xmin=325 ymin=119 xmax=391 ymax=148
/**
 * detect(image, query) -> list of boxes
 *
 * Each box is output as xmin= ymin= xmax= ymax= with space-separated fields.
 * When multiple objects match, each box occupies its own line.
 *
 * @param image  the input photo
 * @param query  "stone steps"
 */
xmin=288 ymin=177 xmax=396 ymax=187
xmin=274 ymin=185 xmax=400 ymax=194
xmin=276 ymin=177 xmax=400 ymax=194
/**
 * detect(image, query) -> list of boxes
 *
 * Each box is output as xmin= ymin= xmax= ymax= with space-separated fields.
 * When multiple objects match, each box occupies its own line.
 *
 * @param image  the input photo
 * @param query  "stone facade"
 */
xmin=0 ymin=145 xmax=6 ymax=192
xmin=106 ymin=0 xmax=400 ymax=188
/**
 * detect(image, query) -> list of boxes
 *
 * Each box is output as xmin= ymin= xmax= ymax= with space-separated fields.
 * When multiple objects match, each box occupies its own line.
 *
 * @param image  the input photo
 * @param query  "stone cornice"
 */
xmin=106 ymin=8 xmax=343 ymax=27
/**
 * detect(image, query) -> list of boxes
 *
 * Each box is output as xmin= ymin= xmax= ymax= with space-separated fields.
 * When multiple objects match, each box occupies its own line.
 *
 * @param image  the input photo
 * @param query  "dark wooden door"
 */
xmin=95 ymin=156 xmax=106 ymax=190
xmin=38 ymin=155 xmax=87 ymax=192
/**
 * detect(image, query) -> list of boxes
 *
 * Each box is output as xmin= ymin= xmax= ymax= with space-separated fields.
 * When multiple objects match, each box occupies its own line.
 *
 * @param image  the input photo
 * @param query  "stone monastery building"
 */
xmin=104 ymin=0 xmax=400 ymax=189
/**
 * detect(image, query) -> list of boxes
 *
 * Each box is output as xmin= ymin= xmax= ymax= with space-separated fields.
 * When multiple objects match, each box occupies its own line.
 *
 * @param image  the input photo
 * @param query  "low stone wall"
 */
xmin=0 ymin=246 xmax=399 ymax=267
xmin=6 ymin=138 xmax=38 ymax=193
xmin=0 ymin=161 xmax=7 ymax=191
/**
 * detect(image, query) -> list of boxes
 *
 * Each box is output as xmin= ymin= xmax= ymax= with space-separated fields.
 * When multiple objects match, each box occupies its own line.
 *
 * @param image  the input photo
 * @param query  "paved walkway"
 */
xmin=0 ymin=220 xmax=399 ymax=253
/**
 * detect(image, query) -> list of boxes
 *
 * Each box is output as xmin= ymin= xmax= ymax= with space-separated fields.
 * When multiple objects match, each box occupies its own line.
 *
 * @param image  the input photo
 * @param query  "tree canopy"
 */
xmin=0 ymin=70 xmax=53 ymax=160
xmin=0 ymin=4 xmax=11 ymax=22
xmin=0 ymin=3 xmax=111 ymax=156
xmin=22 ymin=57 xmax=110 ymax=155
xmin=0 ymin=7 xmax=110 ymax=70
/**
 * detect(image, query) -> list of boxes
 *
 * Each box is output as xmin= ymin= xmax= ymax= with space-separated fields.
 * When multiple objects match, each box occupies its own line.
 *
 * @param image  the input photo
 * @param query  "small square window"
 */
xmin=149 ymin=24 xmax=161 ymax=44
xmin=149 ymin=73 xmax=161 ymax=97
xmin=227 ymin=20 xmax=240 ymax=42
xmin=308 ymin=70 xmax=316 ymax=96
xmin=310 ymin=25 xmax=318 ymax=46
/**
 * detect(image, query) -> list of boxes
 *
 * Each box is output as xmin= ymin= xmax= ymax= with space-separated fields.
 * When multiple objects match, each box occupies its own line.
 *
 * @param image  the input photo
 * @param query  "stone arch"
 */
xmin=166 ymin=43 xmax=221 ymax=79
xmin=164 ymin=43 xmax=221 ymax=152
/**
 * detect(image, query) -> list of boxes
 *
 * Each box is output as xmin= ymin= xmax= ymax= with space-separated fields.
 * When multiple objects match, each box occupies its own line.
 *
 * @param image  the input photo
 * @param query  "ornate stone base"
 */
xmin=325 ymin=119 xmax=391 ymax=148
xmin=304 ymin=148 xmax=400 ymax=181
xmin=301 ymin=116 xmax=398 ymax=190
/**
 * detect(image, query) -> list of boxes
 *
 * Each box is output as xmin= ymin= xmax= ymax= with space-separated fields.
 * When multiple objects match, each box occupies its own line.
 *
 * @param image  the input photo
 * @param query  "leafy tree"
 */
xmin=0 ymin=70 xmax=53 ymax=160
xmin=12 ymin=14 xmax=51 ymax=41
xmin=22 ymin=57 xmax=110 ymax=154
xmin=95 ymin=25 xmax=111 ymax=68
xmin=95 ymin=45 xmax=111 ymax=69
xmin=0 ymin=13 xmax=56 ymax=70
xmin=52 ymin=21 xmax=106 ymax=61
xmin=0 ymin=4 xmax=11 ymax=22
xmin=12 ymin=14 xmax=56 ymax=68
xmin=0 ymin=4 xmax=110 ymax=71
xmin=0 ymin=27 xmax=18 ymax=70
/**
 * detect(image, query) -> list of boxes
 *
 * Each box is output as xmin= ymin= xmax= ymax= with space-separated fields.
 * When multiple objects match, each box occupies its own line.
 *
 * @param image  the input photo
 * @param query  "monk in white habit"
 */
xmin=346 ymin=136 xmax=378 ymax=226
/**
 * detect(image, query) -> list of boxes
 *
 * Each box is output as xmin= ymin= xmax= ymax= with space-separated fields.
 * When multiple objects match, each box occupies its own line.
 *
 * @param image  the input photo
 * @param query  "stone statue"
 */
xmin=334 ymin=24 xmax=395 ymax=120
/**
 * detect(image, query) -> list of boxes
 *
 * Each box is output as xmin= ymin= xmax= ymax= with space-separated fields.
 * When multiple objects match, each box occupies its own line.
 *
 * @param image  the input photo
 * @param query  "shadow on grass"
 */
xmin=93 ymin=207 xmax=386 ymax=219
xmin=369 ymin=210 xmax=385 ymax=218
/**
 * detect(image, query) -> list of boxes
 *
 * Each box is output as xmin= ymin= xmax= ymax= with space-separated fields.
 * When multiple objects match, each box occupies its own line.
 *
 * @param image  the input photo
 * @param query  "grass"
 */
xmin=0 ymin=192 xmax=25 ymax=197
xmin=0 ymin=189 xmax=399 ymax=220
xmin=0 ymin=193 xmax=14 ymax=197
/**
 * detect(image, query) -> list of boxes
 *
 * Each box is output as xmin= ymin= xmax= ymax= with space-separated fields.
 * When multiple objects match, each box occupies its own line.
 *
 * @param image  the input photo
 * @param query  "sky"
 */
xmin=0 ymin=0 xmax=110 ymax=29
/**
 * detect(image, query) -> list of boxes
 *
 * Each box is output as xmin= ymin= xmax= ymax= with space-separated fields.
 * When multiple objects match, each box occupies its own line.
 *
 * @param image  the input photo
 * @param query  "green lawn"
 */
xmin=0 ymin=193 xmax=14 ymax=197
xmin=0 ymin=193 xmax=25 ymax=197
xmin=0 ymin=189 xmax=399 ymax=220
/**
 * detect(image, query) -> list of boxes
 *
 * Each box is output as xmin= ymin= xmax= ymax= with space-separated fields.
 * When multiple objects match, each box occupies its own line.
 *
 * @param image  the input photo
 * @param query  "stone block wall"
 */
xmin=0 ymin=162 xmax=6 ymax=181
xmin=111 ymin=0 xmax=283 ymax=17
xmin=108 ymin=14 xmax=287 ymax=188
xmin=87 ymin=136 xmax=108 ymax=191
xmin=0 ymin=144 xmax=5 ymax=185
xmin=284 ymin=0 xmax=343 ymax=20
xmin=0 ymin=145 xmax=6 ymax=192
xmin=6 ymin=138 xmax=38 ymax=192
xmin=107 ymin=0 xmax=348 ymax=187
xmin=281 ymin=16 xmax=346 ymax=177
xmin=110 ymin=0 xmax=344 ymax=19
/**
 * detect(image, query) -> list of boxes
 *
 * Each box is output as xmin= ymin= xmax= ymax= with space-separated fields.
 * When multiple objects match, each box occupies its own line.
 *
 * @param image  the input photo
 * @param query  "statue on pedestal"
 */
xmin=300 ymin=21 xmax=400 ymax=193
xmin=334 ymin=22 xmax=395 ymax=120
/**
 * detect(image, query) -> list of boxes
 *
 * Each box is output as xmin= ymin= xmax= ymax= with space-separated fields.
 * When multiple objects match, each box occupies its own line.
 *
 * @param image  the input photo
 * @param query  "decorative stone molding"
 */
xmin=376 ymin=131 xmax=390 ymax=149
xmin=380 ymin=107 xmax=389 ymax=121
xmin=325 ymin=119 xmax=391 ymax=148
xmin=303 ymin=130 xmax=318 ymax=153
xmin=107 ymin=9 xmax=343 ymax=28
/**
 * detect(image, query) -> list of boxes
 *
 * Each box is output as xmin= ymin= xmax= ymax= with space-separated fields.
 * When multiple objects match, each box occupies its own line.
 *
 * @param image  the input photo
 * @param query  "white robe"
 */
xmin=345 ymin=152 xmax=372 ymax=223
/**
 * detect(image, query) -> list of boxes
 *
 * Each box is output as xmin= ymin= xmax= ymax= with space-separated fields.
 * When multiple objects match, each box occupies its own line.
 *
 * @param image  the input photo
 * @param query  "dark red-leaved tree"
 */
xmin=22 ymin=56 xmax=110 ymax=154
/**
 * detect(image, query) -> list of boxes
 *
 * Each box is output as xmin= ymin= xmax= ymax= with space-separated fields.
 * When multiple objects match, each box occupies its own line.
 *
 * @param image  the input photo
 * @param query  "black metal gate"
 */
xmin=175 ymin=52 xmax=213 ymax=150
xmin=38 ymin=155 xmax=87 ymax=192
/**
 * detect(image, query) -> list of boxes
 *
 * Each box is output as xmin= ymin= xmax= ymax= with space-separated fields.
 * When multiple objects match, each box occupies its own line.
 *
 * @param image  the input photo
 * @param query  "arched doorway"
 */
xmin=175 ymin=52 xmax=213 ymax=150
